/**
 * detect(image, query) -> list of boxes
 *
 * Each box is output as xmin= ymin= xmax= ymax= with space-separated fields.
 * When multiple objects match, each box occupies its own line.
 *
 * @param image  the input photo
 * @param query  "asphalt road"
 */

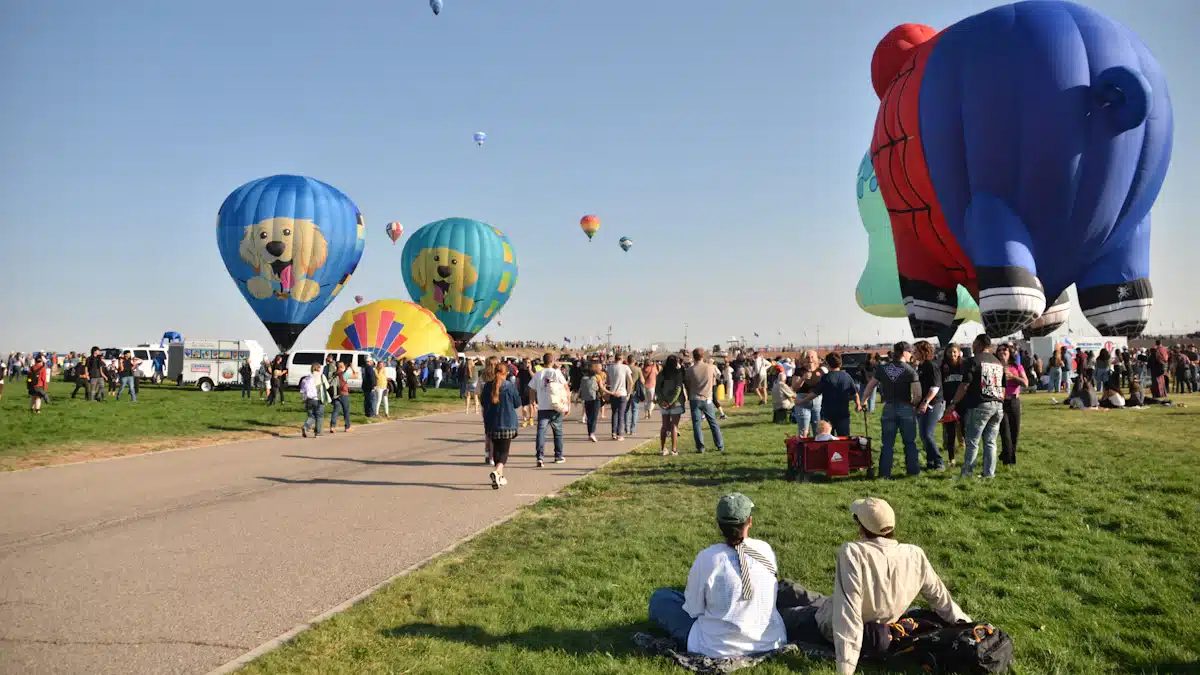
xmin=0 ymin=408 xmax=652 ymax=675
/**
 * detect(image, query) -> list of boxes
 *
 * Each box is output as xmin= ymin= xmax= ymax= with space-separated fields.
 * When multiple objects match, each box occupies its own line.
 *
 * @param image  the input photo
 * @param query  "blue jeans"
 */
xmin=584 ymin=399 xmax=601 ymax=436
xmin=648 ymin=588 xmax=694 ymax=650
xmin=919 ymin=401 xmax=945 ymax=469
xmin=1047 ymin=368 xmax=1062 ymax=394
xmin=610 ymin=396 xmax=628 ymax=436
xmin=304 ymin=400 xmax=325 ymax=434
xmin=689 ymin=399 xmax=724 ymax=452
xmin=880 ymin=403 xmax=920 ymax=477
xmin=365 ymin=389 xmax=378 ymax=418
xmin=536 ymin=410 xmax=564 ymax=460
xmin=962 ymin=401 xmax=1003 ymax=478
xmin=794 ymin=406 xmax=813 ymax=438
xmin=797 ymin=395 xmax=821 ymax=436
xmin=117 ymin=376 xmax=137 ymax=402
xmin=625 ymin=398 xmax=640 ymax=434
xmin=329 ymin=394 xmax=351 ymax=430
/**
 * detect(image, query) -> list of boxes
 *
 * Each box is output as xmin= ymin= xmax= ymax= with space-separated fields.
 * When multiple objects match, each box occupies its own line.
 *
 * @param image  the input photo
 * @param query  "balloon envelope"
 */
xmin=401 ymin=217 xmax=519 ymax=350
xmin=217 ymin=175 xmax=365 ymax=352
xmin=580 ymin=215 xmax=600 ymax=241
xmin=619 ymin=237 xmax=633 ymax=252
xmin=327 ymin=299 xmax=456 ymax=362
xmin=354 ymin=295 xmax=364 ymax=304
xmin=430 ymin=0 xmax=442 ymax=15
xmin=473 ymin=131 xmax=487 ymax=146
xmin=386 ymin=221 xmax=404 ymax=244
xmin=854 ymin=152 xmax=979 ymax=324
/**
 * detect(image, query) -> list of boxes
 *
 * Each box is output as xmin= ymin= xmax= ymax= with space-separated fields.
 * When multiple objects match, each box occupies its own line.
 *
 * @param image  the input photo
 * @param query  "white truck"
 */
xmin=166 ymin=339 xmax=265 ymax=392
xmin=284 ymin=350 xmax=397 ymax=392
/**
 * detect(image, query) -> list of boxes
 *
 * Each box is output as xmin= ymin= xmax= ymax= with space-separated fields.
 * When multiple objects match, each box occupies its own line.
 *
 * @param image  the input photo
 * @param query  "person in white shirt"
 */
xmin=777 ymin=498 xmax=970 ymax=675
xmin=648 ymin=493 xmax=787 ymax=657
xmin=531 ymin=352 xmax=569 ymax=467
xmin=605 ymin=357 xmax=633 ymax=441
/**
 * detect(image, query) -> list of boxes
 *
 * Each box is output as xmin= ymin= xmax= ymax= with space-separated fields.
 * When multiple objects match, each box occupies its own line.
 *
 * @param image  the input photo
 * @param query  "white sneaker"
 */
xmin=489 ymin=471 xmax=499 ymax=489
xmin=554 ymin=457 xmax=566 ymax=464
xmin=498 ymin=476 xmax=508 ymax=486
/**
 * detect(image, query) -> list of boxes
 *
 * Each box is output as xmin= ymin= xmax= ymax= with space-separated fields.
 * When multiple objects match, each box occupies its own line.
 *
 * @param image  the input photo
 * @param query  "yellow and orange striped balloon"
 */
xmin=580 ymin=215 xmax=600 ymax=241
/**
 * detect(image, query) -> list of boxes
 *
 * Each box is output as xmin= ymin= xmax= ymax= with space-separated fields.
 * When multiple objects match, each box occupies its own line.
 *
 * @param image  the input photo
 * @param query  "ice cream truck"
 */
xmin=167 ymin=339 xmax=265 ymax=392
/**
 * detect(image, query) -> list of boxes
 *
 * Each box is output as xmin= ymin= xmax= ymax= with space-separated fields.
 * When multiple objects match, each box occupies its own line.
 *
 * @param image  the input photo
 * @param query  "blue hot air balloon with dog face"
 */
xmin=401 ymin=218 xmax=518 ymax=350
xmin=216 ymin=175 xmax=366 ymax=352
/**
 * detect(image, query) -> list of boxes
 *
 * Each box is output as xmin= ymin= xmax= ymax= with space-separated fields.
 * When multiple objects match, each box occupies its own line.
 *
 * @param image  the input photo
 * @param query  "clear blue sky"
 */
xmin=1 ymin=0 xmax=1196 ymax=353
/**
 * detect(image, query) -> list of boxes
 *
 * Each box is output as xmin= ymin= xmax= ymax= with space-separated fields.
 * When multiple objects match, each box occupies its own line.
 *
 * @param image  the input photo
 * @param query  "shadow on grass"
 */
xmin=380 ymin=621 xmax=651 ymax=659
xmin=257 ymin=476 xmax=490 ymax=491
xmin=607 ymin=465 xmax=793 ymax=487
xmin=282 ymin=454 xmax=483 ymax=468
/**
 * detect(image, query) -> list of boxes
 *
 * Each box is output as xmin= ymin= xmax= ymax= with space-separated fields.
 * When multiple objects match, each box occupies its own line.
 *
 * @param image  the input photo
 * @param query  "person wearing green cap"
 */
xmin=648 ymin=493 xmax=786 ymax=657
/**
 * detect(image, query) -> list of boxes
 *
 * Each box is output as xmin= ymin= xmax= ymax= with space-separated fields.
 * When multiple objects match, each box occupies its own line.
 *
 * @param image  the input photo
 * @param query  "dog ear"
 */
xmin=302 ymin=223 xmax=329 ymax=277
xmin=239 ymin=224 xmax=260 ymax=272
xmin=410 ymin=250 xmax=428 ymax=289
xmin=462 ymin=256 xmax=479 ymax=288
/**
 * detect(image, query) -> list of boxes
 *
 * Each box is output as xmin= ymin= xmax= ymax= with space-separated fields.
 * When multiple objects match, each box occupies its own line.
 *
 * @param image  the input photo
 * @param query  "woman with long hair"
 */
xmin=579 ymin=362 xmax=604 ymax=442
xmin=996 ymin=344 xmax=1028 ymax=465
xmin=463 ymin=358 xmax=480 ymax=415
xmin=939 ymin=344 xmax=966 ymax=466
xmin=481 ymin=356 xmax=521 ymax=489
xmin=913 ymin=341 xmax=946 ymax=471
xmin=481 ymin=357 xmax=499 ymax=465
xmin=374 ymin=360 xmax=391 ymax=418
xmin=655 ymin=355 xmax=688 ymax=455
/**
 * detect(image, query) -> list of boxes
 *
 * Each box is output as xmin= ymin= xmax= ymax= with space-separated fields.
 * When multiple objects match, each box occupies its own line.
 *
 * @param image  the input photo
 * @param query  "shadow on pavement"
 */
xmin=256 ymin=476 xmax=490 ymax=491
xmin=282 ymin=454 xmax=484 ymax=468
xmin=208 ymin=424 xmax=287 ymax=438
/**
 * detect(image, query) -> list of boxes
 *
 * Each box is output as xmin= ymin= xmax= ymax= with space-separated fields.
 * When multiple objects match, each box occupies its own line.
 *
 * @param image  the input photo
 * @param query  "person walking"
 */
xmin=685 ymin=348 xmax=725 ymax=454
xmin=70 ymin=359 xmax=90 ymax=399
xmin=85 ymin=346 xmax=106 ymax=402
xmin=482 ymin=360 xmax=522 ymax=489
xmin=26 ymin=355 xmax=50 ymax=413
xmin=239 ymin=359 xmax=253 ymax=399
xmin=463 ymin=358 xmax=480 ymax=415
xmin=115 ymin=350 xmax=139 ymax=403
xmin=579 ymin=362 xmax=604 ymax=443
xmin=328 ymin=361 xmax=355 ymax=433
xmin=950 ymin=334 xmax=1006 ymax=479
xmin=914 ymin=341 xmax=946 ymax=472
xmin=861 ymin=342 xmax=921 ymax=478
xmin=300 ymin=364 xmax=330 ymax=437
xmin=605 ymin=356 xmax=633 ymax=441
xmin=643 ymin=359 xmax=660 ymax=419
xmin=625 ymin=356 xmax=644 ymax=435
xmin=532 ymin=352 xmax=569 ymax=467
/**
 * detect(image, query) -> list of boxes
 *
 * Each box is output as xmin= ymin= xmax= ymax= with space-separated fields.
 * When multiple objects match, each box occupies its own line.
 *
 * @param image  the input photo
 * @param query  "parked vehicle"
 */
xmin=284 ymin=350 xmax=396 ymax=392
xmin=166 ymin=339 xmax=265 ymax=392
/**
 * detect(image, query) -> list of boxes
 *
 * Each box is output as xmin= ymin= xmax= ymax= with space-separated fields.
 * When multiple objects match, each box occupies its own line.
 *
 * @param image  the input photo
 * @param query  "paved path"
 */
xmin=0 ymin=410 xmax=652 ymax=675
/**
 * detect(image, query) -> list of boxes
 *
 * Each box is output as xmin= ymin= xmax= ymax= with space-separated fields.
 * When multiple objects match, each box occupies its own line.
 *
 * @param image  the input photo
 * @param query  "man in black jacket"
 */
xmin=362 ymin=357 xmax=378 ymax=417
xmin=85 ymin=346 xmax=106 ymax=402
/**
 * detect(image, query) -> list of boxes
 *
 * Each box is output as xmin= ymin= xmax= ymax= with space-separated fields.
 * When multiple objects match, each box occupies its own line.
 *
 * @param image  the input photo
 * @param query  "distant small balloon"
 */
xmin=430 ymin=0 xmax=442 ymax=16
xmin=580 ymin=215 xmax=600 ymax=241
xmin=473 ymin=131 xmax=487 ymax=147
xmin=619 ymin=237 xmax=633 ymax=252
xmin=386 ymin=221 xmax=404 ymax=244
xmin=497 ymin=319 xmax=503 ymax=327
xmin=355 ymin=295 xmax=364 ymax=304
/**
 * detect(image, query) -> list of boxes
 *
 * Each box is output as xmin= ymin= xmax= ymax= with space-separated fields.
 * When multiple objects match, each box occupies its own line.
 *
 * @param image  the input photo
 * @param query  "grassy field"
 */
xmin=0 ymin=378 xmax=466 ymax=470
xmin=238 ymin=393 xmax=1200 ymax=675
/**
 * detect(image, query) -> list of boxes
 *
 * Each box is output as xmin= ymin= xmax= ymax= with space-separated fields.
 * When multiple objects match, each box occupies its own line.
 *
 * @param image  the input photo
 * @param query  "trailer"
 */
xmin=167 ymin=339 xmax=265 ymax=392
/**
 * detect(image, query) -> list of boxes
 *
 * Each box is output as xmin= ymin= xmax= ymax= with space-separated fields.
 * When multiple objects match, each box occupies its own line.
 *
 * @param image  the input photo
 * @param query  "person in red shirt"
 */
xmin=27 ymin=354 xmax=50 ymax=413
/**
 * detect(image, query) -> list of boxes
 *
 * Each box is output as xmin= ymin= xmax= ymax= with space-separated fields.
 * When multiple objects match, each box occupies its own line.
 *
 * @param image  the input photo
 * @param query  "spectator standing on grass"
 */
xmin=913 ymin=340 xmax=946 ymax=472
xmin=239 ymin=359 xmax=253 ymax=399
xmin=85 ymin=347 xmax=105 ymax=402
xmin=362 ymin=357 xmax=378 ymax=418
xmin=403 ymin=360 xmax=420 ymax=399
xmin=1046 ymin=350 xmax=1064 ymax=395
xmin=300 ymin=363 xmax=330 ymax=437
xmin=605 ymin=355 xmax=633 ymax=441
xmin=482 ymin=360 xmax=522 ymax=490
xmin=685 ymin=348 xmax=725 ymax=454
xmin=797 ymin=353 xmax=860 ymax=437
xmin=375 ymin=360 xmax=391 ymax=418
xmin=950 ymin=334 xmax=1005 ymax=479
xmin=997 ymin=344 xmax=1028 ymax=466
xmin=939 ymin=345 xmax=966 ymax=466
xmin=656 ymin=355 xmax=687 ymax=455
xmin=27 ymin=354 xmax=49 ymax=413
xmin=70 ymin=359 xmax=89 ymax=399
xmin=328 ymin=361 xmax=354 ymax=433
xmin=731 ymin=356 xmax=747 ymax=407
xmin=797 ymin=350 xmax=825 ymax=434
xmin=532 ymin=352 xmax=569 ymax=467
xmin=115 ymin=350 xmax=139 ymax=403
xmin=432 ymin=360 xmax=444 ymax=389
xmin=862 ymin=342 xmax=922 ymax=478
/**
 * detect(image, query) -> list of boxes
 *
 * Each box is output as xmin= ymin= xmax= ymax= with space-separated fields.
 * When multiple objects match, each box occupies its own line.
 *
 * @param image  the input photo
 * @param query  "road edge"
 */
xmin=203 ymin=436 xmax=651 ymax=675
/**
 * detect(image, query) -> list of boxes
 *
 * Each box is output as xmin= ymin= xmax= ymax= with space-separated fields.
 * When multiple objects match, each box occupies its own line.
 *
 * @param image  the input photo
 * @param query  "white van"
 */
xmin=285 ymin=350 xmax=396 ymax=392
xmin=166 ymin=339 xmax=266 ymax=392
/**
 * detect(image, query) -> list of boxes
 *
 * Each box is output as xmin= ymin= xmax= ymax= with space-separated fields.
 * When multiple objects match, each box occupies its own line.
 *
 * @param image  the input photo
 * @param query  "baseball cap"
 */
xmin=716 ymin=493 xmax=755 ymax=525
xmin=850 ymin=497 xmax=896 ymax=536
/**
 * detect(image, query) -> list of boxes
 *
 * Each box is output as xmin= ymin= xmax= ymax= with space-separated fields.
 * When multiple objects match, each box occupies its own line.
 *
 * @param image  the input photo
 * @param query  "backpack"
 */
xmin=545 ymin=373 xmax=570 ymax=413
xmin=300 ymin=375 xmax=319 ymax=401
xmin=888 ymin=610 xmax=1015 ymax=674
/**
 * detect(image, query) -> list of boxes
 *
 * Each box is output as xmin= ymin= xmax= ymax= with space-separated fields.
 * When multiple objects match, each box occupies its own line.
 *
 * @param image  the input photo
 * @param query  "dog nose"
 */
xmin=265 ymin=241 xmax=285 ymax=257
xmin=437 ymin=265 xmax=451 ymax=278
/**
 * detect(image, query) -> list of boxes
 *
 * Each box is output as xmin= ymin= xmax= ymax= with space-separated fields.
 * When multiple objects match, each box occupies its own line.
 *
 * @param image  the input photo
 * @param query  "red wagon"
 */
xmin=785 ymin=413 xmax=874 ymax=481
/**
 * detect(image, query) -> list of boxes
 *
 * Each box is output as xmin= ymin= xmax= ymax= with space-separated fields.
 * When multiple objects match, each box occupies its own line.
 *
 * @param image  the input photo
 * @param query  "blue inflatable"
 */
xmin=216 ymin=175 xmax=366 ymax=352
xmin=869 ymin=1 xmax=1173 ymax=338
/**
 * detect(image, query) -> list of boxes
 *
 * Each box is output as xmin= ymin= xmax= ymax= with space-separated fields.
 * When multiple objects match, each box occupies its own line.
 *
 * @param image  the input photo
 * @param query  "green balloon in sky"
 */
xmin=855 ymin=151 xmax=980 ymax=324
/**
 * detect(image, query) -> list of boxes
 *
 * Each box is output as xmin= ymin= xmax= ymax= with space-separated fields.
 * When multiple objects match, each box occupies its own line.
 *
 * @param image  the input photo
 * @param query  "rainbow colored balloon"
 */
xmin=580 ymin=215 xmax=600 ymax=241
xmin=326 ymin=299 xmax=456 ymax=362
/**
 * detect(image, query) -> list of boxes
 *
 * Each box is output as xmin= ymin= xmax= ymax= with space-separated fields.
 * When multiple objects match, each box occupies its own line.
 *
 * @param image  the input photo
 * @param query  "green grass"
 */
xmin=0 ymin=379 xmax=466 ymax=469
xmin=240 ymin=394 xmax=1200 ymax=675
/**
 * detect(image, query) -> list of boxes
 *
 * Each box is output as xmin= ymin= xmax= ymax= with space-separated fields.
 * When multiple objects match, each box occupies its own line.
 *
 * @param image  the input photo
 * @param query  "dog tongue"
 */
xmin=279 ymin=265 xmax=293 ymax=291
xmin=433 ymin=284 xmax=446 ymax=303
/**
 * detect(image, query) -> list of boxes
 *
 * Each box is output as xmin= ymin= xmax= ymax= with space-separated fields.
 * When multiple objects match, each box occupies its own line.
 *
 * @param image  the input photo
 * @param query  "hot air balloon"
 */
xmin=580 ymin=215 xmax=600 ymax=241
xmin=869 ymin=2 xmax=1172 ymax=338
xmin=327 ymin=299 xmax=456 ymax=362
xmin=430 ymin=0 xmax=442 ymax=16
xmin=401 ymin=217 xmax=519 ymax=351
xmin=217 ymin=175 xmax=365 ymax=352
xmin=473 ymin=132 xmax=487 ymax=147
xmin=386 ymin=221 xmax=404 ymax=244
xmin=497 ymin=319 xmax=503 ymax=327
xmin=854 ymin=151 xmax=979 ymax=336
xmin=354 ymin=295 xmax=364 ymax=304
xmin=619 ymin=237 xmax=633 ymax=252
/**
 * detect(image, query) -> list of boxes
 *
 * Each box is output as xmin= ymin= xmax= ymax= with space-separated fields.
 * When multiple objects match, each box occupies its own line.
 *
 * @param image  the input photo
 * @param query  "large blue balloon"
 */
xmin=217 ymin=175 xmax=365 ymax=352
xmin=401 ymin=218 xmax=518 ymax=349
xmin=430 ymin=0 xmax=442 ymax=16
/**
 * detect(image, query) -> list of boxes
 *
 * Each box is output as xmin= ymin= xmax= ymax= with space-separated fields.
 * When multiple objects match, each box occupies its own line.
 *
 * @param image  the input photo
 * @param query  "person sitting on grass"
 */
xmin=648 ymin=493 xmax=787 ymax=657
xmin=1067 ymin=367 xmax=1101 ymax=409
xmin=813 ymin=420 xmax=836 ymax=441
xmin=771 ymin=365 xmax=796 ymax=424
xmin=1099 ymin=375 xmax=1126 ymax=409
xmin=776 ymin=498 xmax=970 ymax=675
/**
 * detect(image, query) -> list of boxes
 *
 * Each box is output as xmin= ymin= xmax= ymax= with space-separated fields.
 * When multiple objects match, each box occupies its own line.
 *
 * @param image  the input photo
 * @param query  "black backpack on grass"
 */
xmin=887 ymin=609 xmax=1014 ymax=673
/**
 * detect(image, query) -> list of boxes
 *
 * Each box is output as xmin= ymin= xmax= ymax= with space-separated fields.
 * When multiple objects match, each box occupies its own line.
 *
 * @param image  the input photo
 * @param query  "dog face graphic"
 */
xmin=238 ymin=217 xmax=328 ymax=302
xmin=410 ymin=246 xmax=478 ymax=312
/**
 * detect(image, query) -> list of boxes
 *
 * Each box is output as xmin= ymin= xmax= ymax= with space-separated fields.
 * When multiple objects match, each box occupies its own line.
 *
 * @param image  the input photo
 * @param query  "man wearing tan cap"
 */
xmin=777 ymin=497 xmax=970 ymax=675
